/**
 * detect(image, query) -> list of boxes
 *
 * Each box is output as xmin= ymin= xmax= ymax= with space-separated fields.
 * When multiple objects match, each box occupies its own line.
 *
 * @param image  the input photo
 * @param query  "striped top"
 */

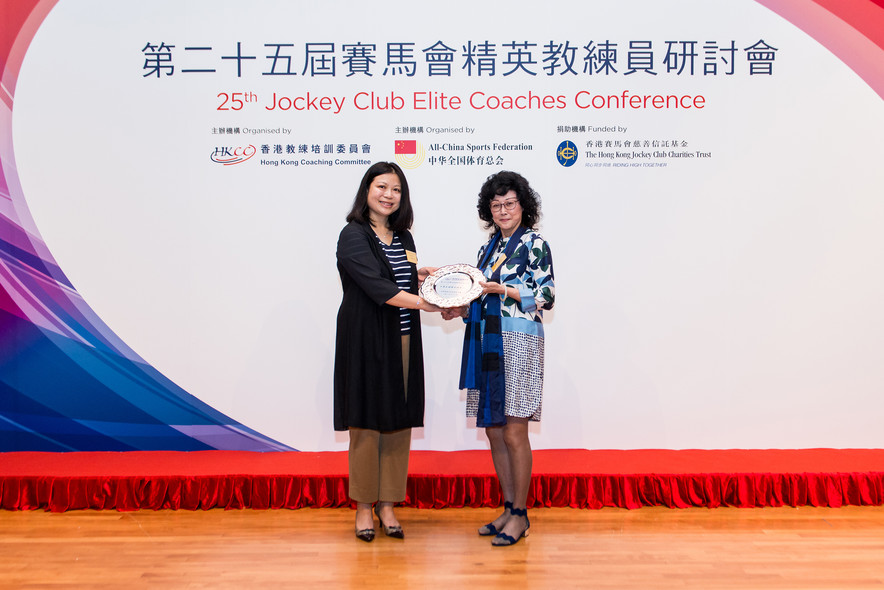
xmin=378 ymin=234 xmax=412 ymax=335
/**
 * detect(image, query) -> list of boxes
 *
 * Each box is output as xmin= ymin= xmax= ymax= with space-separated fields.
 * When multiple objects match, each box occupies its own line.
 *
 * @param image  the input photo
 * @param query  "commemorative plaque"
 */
xmin=420 ymin=264 xmax=485 ymax=308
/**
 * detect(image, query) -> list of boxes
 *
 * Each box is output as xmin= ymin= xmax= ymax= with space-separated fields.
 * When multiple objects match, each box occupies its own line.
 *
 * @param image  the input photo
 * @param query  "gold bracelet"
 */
xmin=503 ymin=285 xmax=508 ymax=299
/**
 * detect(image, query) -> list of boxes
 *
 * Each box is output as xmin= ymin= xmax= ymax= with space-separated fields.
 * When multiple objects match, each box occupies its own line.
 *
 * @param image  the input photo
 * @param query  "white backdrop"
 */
xmin=12 ymin=0 xmax=884 ymax=450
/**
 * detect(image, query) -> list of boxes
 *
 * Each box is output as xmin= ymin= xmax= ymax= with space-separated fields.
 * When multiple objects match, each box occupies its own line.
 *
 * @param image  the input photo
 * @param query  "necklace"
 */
xmin=372 ymin=223 xmax=392 ymax=243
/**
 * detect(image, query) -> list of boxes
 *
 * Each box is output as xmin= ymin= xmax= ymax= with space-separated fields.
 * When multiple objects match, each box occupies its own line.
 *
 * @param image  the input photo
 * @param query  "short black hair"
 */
xmin=477 ymin=170 xmax=541 ymax=232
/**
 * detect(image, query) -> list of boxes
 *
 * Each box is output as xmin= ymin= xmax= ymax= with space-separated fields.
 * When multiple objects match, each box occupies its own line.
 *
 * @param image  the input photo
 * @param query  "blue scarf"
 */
xmin=459 ymin=227 xmax=526 ymax=427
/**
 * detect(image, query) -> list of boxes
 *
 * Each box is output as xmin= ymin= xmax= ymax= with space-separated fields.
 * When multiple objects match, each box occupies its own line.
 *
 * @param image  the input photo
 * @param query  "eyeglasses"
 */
xmin=490 ymin=200 xmax=519 ymax=213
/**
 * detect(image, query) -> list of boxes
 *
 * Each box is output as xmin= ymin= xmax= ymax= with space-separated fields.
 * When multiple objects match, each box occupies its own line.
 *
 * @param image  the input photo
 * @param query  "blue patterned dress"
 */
xmin=466 ymin=229 xmax=555 ymax=421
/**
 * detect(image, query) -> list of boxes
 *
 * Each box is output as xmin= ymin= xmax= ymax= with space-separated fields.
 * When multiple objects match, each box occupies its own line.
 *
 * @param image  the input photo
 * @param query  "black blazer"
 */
xmin=333 ymin=221 xmax=425 ymax=431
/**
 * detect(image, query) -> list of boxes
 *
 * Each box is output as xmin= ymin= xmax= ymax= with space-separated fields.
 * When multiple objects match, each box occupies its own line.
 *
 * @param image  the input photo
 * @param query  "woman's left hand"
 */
xmin=480 ymin=280 xmax=520 ymax=302
xmin=479 ymin=280 xmax=504 ymax=296
xmin=418 ymin=266 xmax=439 ymax=287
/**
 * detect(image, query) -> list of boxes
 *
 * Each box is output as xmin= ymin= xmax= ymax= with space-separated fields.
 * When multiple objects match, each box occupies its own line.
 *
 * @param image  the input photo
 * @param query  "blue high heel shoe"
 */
xmin=478 ymin=501 xmax=513 ymax=536
xmin=491 ymin=507 xmax=530 ymax=546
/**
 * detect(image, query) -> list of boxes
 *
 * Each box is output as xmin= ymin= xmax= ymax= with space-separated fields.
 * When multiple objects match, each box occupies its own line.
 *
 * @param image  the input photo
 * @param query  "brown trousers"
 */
xmin=347 ymin=427 xmax=412 ymax=503
xmin=347 ymin=335 xmax=412 ymax=504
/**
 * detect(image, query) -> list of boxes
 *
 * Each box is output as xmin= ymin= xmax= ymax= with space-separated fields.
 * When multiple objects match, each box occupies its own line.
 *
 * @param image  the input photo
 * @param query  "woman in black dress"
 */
xmin=334 ymin=162 xmax=439 ymax=542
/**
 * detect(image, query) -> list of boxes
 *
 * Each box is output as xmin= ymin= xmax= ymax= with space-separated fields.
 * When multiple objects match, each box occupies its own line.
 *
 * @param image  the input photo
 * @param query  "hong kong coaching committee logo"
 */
xmin=556 ymin=140 xmax=578 ymax=167
xmin=211 ymin=145 xmax=256 ymax=166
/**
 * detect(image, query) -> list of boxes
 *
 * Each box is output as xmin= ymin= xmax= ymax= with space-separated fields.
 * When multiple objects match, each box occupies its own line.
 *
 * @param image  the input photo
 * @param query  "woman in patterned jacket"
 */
xmin=443 ymin=170 xmax=555 ymax=546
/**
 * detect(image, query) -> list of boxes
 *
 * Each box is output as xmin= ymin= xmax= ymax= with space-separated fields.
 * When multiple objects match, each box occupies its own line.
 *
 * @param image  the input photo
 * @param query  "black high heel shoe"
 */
xmin=355 ymin=527 xmax=375 ymax=542
xmin=355 ymin=507 xmax=375 ymax=542
xmin=374 ymin=505 xmax=404 ymax=539
xmin=492 ymin=507 xmax=530 ymax=546
xmin=478 ymin=501 xmax=513 ymax=536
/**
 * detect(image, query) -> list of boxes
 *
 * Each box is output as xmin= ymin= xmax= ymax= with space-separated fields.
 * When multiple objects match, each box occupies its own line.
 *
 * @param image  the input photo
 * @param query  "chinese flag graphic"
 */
xmin=395 ymin=140 xmax=417 ymax=154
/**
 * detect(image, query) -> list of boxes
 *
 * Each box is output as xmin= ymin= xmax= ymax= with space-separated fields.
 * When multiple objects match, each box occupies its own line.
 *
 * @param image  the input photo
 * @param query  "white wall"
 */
xmin=12 ymin=0 xmax=884 ymax=450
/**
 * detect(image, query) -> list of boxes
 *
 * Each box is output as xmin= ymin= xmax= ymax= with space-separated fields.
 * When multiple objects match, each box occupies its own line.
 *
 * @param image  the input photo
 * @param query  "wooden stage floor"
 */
xmin=3 ymin=505 xmax=884 ymax=589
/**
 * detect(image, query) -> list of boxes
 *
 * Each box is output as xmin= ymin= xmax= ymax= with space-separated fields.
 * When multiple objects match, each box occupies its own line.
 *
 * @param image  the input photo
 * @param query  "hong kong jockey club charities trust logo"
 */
xmin=556 ymin=140 xmax=578 ymax=167
xmin=394 ymin=139 xmax=425 ymax=169
xmin=210 ymin=145 xmax=257 ymax=166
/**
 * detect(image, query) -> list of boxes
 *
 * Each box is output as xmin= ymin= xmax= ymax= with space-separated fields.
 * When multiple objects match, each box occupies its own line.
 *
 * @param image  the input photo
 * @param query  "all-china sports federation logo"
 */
xmin=394 ymin=140 xmax=425 ymax=169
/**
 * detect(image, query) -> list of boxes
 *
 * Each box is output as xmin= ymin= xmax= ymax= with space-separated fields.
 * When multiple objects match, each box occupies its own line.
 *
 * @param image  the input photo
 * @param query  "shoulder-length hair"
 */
xmin=346 ymin=161 xmax=414 ymax=232
xmin=477 ymin=170 xmax=541 ymax=233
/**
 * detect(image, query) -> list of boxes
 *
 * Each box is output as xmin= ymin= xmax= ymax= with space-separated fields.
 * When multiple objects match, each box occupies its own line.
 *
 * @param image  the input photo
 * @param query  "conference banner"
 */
xmin=1 ymin=0 xmax=883 ymax=452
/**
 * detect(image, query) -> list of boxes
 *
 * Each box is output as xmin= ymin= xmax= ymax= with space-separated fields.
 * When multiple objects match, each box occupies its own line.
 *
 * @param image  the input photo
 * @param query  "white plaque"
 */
xmin=420 ymin=264 xmax=485 ymax=308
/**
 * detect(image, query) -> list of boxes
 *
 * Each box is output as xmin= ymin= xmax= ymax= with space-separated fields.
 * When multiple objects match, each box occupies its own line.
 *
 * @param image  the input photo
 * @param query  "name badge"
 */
xmin=405 ymin=250 xmax=418 ymax=264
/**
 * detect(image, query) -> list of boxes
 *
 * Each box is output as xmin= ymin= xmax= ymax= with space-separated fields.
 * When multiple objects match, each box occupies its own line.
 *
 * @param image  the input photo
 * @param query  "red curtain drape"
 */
xmin=4 ymin=472 xmax=883 ymax=512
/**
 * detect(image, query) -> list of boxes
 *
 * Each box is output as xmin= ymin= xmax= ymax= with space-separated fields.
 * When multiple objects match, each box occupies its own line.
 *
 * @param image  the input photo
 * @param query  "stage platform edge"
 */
xmin=2 ymin=449 xmax=884 ymax=512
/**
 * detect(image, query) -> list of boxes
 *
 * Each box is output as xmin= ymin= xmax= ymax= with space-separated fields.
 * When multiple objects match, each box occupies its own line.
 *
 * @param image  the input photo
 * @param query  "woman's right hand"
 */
xmin=441 ymin=306 xmax=468 ymax=321
xmin=420 ymin=300 xmax=443 ymax=313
